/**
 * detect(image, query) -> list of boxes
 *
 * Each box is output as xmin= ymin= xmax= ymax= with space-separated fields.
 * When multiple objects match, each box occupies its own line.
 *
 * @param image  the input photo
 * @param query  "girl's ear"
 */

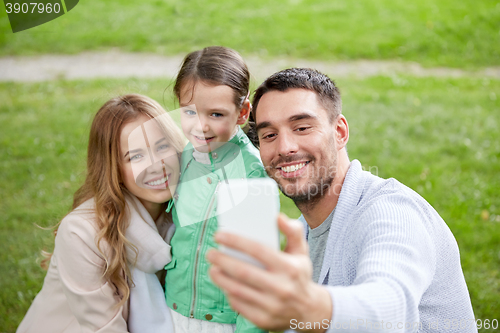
xmin=237 ymin=99 xmax=251 ymax=125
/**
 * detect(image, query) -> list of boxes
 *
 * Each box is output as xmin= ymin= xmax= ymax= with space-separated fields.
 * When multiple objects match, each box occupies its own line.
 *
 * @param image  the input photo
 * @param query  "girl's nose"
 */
xmin=198 ymin=119 xmax=210 ymax=133
xmin=193 ymin=117 xmax=210 ymax=133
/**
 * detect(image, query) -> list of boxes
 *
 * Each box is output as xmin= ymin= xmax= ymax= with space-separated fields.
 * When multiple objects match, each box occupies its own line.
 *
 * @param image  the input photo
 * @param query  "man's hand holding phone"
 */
xmin=208 ymin=183 xmax=333 ymax=333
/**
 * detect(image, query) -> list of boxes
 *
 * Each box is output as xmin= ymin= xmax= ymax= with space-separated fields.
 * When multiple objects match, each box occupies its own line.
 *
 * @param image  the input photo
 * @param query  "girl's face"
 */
xmin=120 ymin=114 xmax=180 ymax=217
xmin=179 ymin=81 xmax=250 ymax=153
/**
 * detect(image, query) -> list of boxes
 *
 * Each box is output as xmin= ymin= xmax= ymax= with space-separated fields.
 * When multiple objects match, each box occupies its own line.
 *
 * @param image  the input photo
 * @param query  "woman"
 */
xmin=17 ymin=94 xmax=185 ymax=333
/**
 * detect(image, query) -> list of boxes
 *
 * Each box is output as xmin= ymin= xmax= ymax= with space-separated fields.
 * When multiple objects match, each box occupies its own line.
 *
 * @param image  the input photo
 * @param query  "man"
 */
xmin=206 ymin=68 xmax=476 ymax=333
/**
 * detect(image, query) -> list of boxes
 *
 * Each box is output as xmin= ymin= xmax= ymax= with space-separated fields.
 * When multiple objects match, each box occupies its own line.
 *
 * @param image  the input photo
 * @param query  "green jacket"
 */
xmin=165 ymin=129 xmax=269 ymax=332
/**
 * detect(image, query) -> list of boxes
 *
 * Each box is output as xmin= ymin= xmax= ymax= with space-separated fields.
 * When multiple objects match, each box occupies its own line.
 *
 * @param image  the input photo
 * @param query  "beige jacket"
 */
xmin=17 ymin=194 xmax=172 ymax=333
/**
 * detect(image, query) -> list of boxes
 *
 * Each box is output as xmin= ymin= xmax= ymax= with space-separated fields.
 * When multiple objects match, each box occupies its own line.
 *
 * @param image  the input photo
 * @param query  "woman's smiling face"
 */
xmin=120 ymin=114 xmax=180 ymax=213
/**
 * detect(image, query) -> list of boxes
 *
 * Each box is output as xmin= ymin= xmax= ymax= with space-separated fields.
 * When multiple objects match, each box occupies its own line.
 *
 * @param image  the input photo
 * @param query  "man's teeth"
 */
xmin=146 ymin=175 xmax=169 ymax=186
xmin=282 ymin=163 xmax=306 ymax=173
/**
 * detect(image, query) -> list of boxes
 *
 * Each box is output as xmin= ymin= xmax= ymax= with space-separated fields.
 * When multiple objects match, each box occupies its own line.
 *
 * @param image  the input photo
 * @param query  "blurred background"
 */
xmin=1 ymin=0 xmax=499 ymax=331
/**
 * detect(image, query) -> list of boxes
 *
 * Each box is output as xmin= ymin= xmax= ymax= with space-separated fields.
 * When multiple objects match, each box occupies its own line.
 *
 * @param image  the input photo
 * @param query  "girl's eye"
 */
xmin=184 ymin=109 xmax=196 ymax=116
xmin=211 ymin=112 xmax=224 ymax=118
xmin=130 ymin=154 xmax=143 ymax=161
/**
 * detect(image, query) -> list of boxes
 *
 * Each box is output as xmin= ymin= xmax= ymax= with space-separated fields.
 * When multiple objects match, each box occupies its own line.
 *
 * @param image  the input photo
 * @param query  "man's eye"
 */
xmin=295 ymin=126 xmax=310 ymax=132
xmin=262 ymin=133 xmax=277 ymax=140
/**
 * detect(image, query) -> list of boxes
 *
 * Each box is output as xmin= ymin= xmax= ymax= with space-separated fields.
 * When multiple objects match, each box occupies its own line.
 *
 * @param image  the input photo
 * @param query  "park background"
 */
xmin=1 ymin=0 xmax=499 ymax=331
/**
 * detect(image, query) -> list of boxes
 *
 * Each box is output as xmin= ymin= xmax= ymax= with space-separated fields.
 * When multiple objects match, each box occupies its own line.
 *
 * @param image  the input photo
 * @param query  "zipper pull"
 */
xmin=165 ymin=199 xmax=174 ymax=213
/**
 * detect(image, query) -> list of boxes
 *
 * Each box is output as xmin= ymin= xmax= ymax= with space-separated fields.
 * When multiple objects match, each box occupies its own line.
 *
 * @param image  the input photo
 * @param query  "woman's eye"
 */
xmin=130 ymin=154 xmax=143 ymax=161
xmin=157 ymin=144 xmax=170 ymax=151
xmin=184 ymin=109 xmax=196 ymax=116
xmin=211 ymin=112 xmax=223 ymax=118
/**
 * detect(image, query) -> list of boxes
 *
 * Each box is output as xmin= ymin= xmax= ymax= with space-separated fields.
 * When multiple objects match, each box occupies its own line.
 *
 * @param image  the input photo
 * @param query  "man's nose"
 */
xmin=277 ymin=131 xmax=298 ymax=157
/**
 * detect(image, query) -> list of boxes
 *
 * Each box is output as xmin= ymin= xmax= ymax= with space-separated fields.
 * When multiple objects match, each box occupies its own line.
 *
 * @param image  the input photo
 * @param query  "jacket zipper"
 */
xmin=190 ymin=181 xmax=221 ymax=318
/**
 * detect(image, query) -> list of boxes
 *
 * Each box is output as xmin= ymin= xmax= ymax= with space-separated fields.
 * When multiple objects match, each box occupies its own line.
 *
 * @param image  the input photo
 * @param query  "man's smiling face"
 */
xmin=256 ymin=88 xmax=339 ymax=204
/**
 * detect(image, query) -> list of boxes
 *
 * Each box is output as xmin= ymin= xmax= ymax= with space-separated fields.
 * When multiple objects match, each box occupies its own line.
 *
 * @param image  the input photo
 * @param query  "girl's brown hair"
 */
xmin=173 ymin=46 xmax=250 ymax=108
xmin=43 ymin=94 xmax=184 ymax=307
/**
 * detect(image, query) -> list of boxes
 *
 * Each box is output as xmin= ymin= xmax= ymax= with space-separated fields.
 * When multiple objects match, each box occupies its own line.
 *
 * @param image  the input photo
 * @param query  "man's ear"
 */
xmin=335 ymin=114 xmax=349 ymax=150
xmin=237 ymin=99 xmax=251 ymax=125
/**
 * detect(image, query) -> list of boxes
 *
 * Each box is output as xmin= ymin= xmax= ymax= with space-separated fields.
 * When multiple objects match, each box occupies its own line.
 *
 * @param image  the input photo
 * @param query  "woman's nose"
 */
xmin=146 ymin=159 xmax=164 ymax=173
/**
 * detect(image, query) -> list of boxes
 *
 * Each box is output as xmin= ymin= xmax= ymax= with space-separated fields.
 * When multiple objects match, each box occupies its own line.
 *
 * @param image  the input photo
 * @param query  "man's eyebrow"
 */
xmin=288 ymin=113 xmax=318 ymax=122
xmin=256 ymin=121 xmax=272 ymax=133
xmin=256 ymin=112 xmax=318 ymax=133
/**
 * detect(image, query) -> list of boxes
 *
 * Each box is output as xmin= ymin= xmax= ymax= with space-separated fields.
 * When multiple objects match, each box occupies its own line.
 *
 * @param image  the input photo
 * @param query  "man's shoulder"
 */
xmin=344 ymin=160 xmax=427 ymax=206
xmin=342 ymin=161 xmax=440 ymax=227
xmin=362 ymin=174 xmax=416 ymax=204
xmin=361 ymin=174 xmax=430 ymax=212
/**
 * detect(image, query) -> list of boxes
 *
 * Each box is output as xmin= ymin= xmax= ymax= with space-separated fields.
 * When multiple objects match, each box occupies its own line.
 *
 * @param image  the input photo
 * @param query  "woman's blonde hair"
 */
xmin=43 ymin=94 xmax=184 ymax=307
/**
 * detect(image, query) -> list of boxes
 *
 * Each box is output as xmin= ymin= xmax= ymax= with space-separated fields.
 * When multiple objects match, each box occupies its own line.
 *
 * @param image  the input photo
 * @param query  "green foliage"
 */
xmin=1 ymin=76 xmax=499 ymax=331
xmin=1 ymin=0 xmax=499 ymax=67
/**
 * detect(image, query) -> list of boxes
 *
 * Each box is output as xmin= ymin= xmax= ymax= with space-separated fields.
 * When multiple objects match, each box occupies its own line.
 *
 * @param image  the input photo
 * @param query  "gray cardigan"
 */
xmin=296 ymin=160 xmax=476 ymax=333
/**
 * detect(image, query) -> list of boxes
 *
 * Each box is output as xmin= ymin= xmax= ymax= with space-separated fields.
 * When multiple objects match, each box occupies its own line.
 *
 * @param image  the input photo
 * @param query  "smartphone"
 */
xmin=216 ymin=178 xmax=280 ymax=268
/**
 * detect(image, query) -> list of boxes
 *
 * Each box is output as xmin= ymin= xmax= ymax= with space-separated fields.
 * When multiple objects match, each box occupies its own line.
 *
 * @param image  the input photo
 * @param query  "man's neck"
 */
xmin=300 ymin=155 xmax=350 ymax=229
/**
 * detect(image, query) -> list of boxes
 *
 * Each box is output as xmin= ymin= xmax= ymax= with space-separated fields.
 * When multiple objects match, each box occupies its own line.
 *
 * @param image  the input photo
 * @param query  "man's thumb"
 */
xmin=278 ymin=213 xmax=308 ymax=255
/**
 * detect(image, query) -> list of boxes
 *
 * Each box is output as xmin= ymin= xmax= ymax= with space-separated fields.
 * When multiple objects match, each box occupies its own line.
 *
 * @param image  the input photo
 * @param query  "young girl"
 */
xmin=165 ymin=46 xmax=271 ymax=333
xmin=17 ymin=94 xmax=184 ymax=333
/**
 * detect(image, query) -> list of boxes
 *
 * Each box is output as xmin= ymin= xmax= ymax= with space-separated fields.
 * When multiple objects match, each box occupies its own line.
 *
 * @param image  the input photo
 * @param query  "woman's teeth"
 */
xmin=146 ymin=175 xmax=169 ymax=186
xmin=282 ymin=162 xmax=306 ymax=173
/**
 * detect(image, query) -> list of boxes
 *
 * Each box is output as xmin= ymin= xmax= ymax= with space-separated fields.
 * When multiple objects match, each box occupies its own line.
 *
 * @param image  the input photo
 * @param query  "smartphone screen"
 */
xmin=216 ymin=178 xmax=280 ymax=267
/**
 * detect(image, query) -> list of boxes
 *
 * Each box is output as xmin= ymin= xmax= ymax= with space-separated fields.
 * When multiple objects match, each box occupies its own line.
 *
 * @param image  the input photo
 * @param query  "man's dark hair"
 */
xmin=248 ymin=68 xmax=341 ymax=147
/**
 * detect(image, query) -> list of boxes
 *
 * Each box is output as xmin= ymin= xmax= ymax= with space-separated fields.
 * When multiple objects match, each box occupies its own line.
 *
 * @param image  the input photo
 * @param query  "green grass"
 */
xmin=2 ymin=0 xmax=498 ymax=331
xmin=340 ymin=75 xmax=500 ymax=322
xmin=1 ymin=0 xmax=500 ymax=68
xmin=1 ymin=76 xmax=499 ymax=331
